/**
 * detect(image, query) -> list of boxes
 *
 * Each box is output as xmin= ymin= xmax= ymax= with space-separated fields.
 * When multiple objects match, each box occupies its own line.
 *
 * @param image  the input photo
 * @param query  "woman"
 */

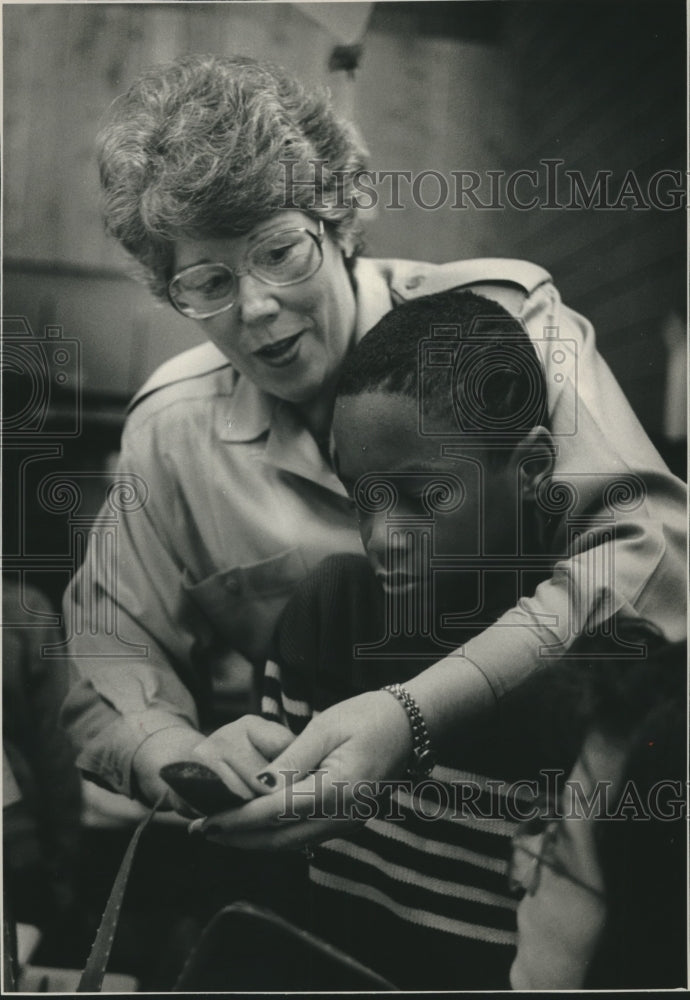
xmin=64 ymin=54 xmax=684 ymax=857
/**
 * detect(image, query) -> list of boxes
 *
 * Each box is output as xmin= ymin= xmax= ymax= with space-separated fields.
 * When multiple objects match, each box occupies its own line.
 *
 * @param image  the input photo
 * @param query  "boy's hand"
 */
xmin=190 ymin=692 xmax=413 ymax=850
xmin=131 ymin=726 xmax=204 ymax=811
xmin=191 ymin=715 xmax=297 ymax=802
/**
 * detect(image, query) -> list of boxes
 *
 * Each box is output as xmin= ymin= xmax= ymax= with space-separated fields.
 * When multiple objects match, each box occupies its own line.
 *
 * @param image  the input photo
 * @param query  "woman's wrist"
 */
xmin=380 ymin=683 xmax=437 ymax=778
xmin=404 ymin=653 xmax=497 ymax=746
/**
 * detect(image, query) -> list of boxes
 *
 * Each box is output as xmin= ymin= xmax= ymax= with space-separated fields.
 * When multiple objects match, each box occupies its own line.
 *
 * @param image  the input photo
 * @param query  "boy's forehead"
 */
xmin=333 ymin=390 xmax=483 ymax=472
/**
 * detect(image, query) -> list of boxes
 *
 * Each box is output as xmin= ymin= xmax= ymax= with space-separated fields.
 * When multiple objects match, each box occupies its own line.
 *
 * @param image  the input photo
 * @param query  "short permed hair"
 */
xmin=97 ymin=54 xmax=369 ymax=299
xmin=336 ymin=290 xmax=548 ymax=450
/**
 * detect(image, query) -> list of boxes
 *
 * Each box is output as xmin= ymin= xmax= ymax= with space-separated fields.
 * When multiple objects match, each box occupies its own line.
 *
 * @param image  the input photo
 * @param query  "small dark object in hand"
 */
xmin=160 ymin=761 xmax=249 ymax=815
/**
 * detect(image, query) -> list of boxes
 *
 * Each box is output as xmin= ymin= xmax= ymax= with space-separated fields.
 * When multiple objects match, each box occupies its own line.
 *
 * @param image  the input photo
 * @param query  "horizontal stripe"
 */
xmin=387 ymin=804 xmax=514 ymax=861
xmin=264 ymin=659 xmax=281 ymax=680
xmin=261 ymin=675 xmax=284 ymax=714
xmin=260 ymin=695 xmax=282 ymax=720
xmin=321 ymin=838 xmax=517 ymax=912
xmin=432 ymin=765 xmax=534 ymax=804
xmin=355 ymin=825 xmax=512 ymax=898
xmin=280 ymin=691 xmax=312 ymax=717
xmin=365 ymin=817 xmax=509 ymax=875
xmin=396 ymin=788 xmax=519 ymax=836
xmin=310 ymin=868 xmax=517 ymax=947
xmin=352 ymin=823 xmax=512 ymax=898
xmin=315 ymin=837 xmax=516 ymax=930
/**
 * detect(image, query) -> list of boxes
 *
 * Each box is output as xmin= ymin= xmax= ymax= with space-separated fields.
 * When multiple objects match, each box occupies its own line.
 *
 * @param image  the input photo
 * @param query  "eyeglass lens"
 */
xmin=169 ymin=227 xmax=322 ymax=317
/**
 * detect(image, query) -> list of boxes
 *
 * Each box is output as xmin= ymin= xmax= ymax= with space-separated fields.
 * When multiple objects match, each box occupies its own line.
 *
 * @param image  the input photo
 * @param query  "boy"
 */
xmin=197 ymin=289 xmax=681 ymax=988
xmin=260 ymin=290 xmax=562 ymax=988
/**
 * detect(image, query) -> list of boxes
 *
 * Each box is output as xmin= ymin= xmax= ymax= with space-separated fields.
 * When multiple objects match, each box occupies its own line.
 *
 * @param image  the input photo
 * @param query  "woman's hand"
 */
xmin=190 ymin=690 xmax=413 ymax=850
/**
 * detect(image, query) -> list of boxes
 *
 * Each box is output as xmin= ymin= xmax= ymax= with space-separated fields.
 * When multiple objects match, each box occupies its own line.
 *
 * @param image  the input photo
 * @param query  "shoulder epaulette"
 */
xmin=390 ymin=257 xmax=552 ymax=302
xmin=128 ymin=342 xmax=232 ymax=414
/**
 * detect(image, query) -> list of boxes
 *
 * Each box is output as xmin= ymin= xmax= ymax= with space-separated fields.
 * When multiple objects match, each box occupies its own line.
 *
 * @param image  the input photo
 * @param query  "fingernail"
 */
xmin=203 ymin=824 xmax=222 ymax=836
xmin=188 ymin=818 xmax=204 ymax=835
xmin=256 ymin=771 xmax=276 ymax=788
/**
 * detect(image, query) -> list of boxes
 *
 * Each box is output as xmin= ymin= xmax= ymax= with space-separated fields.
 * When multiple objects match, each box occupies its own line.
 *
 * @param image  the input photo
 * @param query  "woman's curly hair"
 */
xmin=97 ymin=54 xmax=369 ymax=298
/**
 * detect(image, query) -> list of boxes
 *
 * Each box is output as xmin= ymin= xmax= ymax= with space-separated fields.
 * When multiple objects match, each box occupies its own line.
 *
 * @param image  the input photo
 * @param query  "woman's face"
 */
xmin=172 ymin=212 xmax=357 ymax=406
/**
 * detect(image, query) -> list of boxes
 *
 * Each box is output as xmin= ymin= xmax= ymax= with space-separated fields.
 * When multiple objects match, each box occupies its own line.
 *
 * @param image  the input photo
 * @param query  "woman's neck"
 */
xmin=298 ymin=387 xmax=336 ymax=454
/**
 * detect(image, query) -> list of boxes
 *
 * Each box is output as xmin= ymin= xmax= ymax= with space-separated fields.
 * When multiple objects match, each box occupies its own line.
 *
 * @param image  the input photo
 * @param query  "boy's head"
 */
xmin=333 ymin=289 xmax=554 ymax=607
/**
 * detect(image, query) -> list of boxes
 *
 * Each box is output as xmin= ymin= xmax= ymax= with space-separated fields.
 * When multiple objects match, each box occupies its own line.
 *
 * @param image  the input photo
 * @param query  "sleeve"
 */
xmin=61 ymin=416 xmax=207 ymax=797
xmin=459 ymin=278 xmax=687 ymax=698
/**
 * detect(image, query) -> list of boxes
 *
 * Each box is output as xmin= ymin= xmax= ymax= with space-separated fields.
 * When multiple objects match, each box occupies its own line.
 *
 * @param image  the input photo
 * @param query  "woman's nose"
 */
xmin=236 ymin=273 xmax=281 ymax=325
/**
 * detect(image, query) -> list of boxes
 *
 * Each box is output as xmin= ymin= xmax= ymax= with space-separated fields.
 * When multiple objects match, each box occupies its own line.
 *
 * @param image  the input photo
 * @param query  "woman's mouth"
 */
xmin=254 ymin=332 xmax=304 ymax=367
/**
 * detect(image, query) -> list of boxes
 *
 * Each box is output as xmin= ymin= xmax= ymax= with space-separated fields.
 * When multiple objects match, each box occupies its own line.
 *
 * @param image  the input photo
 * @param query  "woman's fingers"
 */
xmin=190 ymin=769 xmax=358 ymax=849
xmin=187 ymin=693 xmax=415 ymax=846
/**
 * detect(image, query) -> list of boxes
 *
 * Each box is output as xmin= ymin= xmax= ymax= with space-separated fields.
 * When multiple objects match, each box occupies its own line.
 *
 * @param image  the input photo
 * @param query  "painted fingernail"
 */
xmin=203 ymin=824 xmax=222 ymax=836
xmin=256 ymin=772 xmax=276 ymax=788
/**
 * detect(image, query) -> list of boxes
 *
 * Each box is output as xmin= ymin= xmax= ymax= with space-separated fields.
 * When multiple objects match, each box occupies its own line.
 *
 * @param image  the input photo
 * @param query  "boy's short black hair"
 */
xmin=337 ymin=289 xmax=548 ymax=446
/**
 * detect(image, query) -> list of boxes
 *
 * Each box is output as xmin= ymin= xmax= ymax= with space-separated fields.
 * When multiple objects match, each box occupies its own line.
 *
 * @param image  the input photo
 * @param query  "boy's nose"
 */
xmin=360 ymin=512 xmax=388 ymax=571
xmin=361 ymin=513 xmax=411 ymax=573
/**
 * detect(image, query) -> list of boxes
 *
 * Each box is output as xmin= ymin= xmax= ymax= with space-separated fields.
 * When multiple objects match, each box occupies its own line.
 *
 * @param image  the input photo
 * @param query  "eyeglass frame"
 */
xmin=167 ymin=219 xmax=325 ymax=320
xmin=508 ymin=820 xmax=606 ymax=900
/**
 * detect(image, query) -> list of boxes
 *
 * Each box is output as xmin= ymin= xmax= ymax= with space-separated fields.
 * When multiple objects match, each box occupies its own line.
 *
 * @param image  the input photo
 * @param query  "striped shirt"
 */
xmin=262 ymin=553 xmax=528 ymax=989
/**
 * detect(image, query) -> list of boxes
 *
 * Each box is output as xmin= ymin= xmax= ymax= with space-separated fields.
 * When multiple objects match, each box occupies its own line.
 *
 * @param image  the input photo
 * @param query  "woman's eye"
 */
xmin=259 ymin=242 xmax=297 ymax=267
xmin=186 ymin=272 xmax=231 ymax=298
xmin=201 ymin=276 xmax=229 ymax=295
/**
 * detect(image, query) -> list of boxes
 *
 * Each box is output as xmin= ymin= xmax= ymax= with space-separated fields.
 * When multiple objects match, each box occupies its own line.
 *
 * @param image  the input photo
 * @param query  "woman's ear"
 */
xmin=517 ymin=426 xmax=555 ymax=501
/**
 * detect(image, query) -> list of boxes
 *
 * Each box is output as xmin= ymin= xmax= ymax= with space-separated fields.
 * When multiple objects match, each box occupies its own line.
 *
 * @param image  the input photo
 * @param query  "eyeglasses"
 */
xmin=508 ymin=820 xmax=605 ymax=899
xmin=168 ymin=221 xmax=325 ymax=319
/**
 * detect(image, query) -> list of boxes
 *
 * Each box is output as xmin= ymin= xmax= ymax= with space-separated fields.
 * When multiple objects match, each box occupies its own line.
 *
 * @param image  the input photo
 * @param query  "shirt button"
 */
xmin=224 ymin=576 xmax=240 ymax=594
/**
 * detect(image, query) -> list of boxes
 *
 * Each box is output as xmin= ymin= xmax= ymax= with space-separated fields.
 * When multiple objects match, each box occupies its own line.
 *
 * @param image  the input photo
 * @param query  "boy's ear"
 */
xmin=516 ymin=426 xmax=555 ymax=501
